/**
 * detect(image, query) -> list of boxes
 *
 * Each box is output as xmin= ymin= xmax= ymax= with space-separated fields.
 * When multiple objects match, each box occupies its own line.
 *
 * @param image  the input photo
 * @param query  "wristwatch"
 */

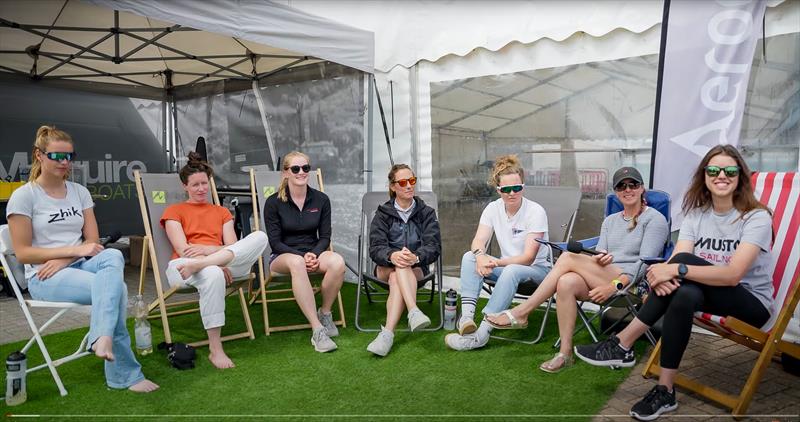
xmin=677 ymin=263 xmax=688 ymax=280
xmin=611 ymin=279 xmax=625 ymax=290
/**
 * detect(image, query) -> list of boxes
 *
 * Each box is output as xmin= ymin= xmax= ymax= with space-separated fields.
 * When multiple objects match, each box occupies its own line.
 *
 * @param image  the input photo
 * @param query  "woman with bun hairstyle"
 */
xmin=264 ymin=151 xmax=346 ymax=353
xmin=7 ymin=125 xmax=158 ymax=392
xmin=445 ymin=155 xmax=551 ymax=351
xmin=485 ymin=166 xmax=668 ymax=373
xmin=575 ymin=145 xmax=773 ymax=421
xmin=365 ymin=164 xmax=442 ymax=356
xmin=161 ymin=151 xmax=268 ymax=369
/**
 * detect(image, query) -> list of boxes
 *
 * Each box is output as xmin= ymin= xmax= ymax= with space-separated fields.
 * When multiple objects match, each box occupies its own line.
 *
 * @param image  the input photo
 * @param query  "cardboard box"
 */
xmin=129 ymin=235 xmax=152 ymax=269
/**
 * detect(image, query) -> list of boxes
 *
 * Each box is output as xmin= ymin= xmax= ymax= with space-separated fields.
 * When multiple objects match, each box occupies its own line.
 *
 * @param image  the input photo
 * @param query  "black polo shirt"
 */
xmin=264 ymin=186 xmax=331 ymax=257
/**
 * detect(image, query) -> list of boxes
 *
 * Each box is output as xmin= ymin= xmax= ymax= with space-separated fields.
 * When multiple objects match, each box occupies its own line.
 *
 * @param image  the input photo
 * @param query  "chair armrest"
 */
xmin=640 ymin=256 xmax=666 ymax=265
xmin=577 ymin=236 xmax=600 ymax=249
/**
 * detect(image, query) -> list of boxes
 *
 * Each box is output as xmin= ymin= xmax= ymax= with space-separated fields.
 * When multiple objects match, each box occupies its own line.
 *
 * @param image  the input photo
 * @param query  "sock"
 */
xmin=461 ymin=297 xmax=477 ymax=320
xmin=476 ymin=320 xmax=492 ymax=340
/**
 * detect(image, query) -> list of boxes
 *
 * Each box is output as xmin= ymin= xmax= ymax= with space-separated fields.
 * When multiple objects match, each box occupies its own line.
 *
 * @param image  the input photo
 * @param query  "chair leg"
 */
xmin=238 ymin=287 xmax=255 ymax=340
xmin=259 ymin=277 xmax=270 ymax=336
xmin=642 ymin=338 xmax=663 ymax=378
xmin=732 ymin=335 xmax=781 ymax=416
xmin=336 ymin=290 xmax=346 ymax=328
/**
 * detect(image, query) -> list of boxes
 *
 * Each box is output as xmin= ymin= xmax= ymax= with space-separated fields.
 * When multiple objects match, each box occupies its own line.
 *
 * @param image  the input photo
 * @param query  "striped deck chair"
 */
xmin=642 ymin=172 xmax=800 ymax=417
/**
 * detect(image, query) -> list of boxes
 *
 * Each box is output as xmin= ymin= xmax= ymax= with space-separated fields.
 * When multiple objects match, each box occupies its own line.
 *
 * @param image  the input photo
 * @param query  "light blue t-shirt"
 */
xmin=6 ymin=181 xmax=94 ymax=280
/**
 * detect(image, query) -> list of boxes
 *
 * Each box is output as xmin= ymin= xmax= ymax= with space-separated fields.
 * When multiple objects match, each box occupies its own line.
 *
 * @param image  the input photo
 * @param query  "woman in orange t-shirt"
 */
xmin=160 ymin=152 xmax=267 ymax=369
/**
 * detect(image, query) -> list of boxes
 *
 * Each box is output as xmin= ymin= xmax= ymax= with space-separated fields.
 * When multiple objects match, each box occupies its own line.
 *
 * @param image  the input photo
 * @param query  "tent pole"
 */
xmin=649 ymin=0 xmax=671 ymax=189
xmin=367 ymin=75 xmax=374 ymax=192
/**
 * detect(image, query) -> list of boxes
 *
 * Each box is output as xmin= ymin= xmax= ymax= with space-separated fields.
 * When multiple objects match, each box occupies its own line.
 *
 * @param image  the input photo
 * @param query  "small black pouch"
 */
xmin=157 ymin=341 xmax=196 ymax=370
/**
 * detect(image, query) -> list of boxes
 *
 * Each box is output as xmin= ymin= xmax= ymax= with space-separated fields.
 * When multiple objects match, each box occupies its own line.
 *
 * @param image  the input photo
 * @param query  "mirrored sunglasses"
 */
xmin=43 ymin=151 xmax=75 ymax=162
xmin=289 ymin=164 xmax=311 ymax=174
xmin=498 ymin=184 xmax=524 ymax=194
xmin=704 ymin=165 xmax=740 ymax=178
xmin=392 ymin=177 xmax=417 ymax=187
xmin=614 ymin=181 xmax=641 ymax=192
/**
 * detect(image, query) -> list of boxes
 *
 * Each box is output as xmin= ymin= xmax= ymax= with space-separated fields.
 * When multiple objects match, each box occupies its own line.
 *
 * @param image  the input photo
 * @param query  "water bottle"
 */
xmin=132 ymin=295 xmax=153 ymax=355
xmin=5 ymin=351 xmax=26 ymax=406
xmin=444 ymin=289 xmax=458 ymax=330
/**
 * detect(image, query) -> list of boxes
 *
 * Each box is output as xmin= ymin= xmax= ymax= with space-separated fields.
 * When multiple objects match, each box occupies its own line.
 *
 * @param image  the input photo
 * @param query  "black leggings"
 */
xmin=637 ymin=253 xmax=770 ymax=369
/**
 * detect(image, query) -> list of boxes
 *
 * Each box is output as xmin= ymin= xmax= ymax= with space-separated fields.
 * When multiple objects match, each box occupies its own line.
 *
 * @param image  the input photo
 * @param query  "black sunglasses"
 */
xmin=497 ymin=184 xmax=524 ymax=194
xmin=288 ymin=164 xmax=311 ymax=174
xmin=42 ymin=151 xmax=75 ymax=162
xmin=614 ymin=181 xmax=641 ymax=192
xmin=704 ymin=165 xmax=740 ymax=178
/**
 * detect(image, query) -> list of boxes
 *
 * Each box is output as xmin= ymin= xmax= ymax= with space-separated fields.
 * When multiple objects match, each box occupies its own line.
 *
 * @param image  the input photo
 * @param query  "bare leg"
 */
xmin=178 ymin=249 xmax=235 ymax=279
xmin=272 ymin=253 xmax=322 ymax=329
xmin=659 ymin=368 xmax=677 ymax=390
xmin=394 ymin=266 xmax=424 ymax=311
xmin=615 ymin=317 xmax=651 ymax=349
xmin=206 ymin=327 xmax=234 ymax=369
xmin=93 ymin=335 xmax=115 ymax=361
xmin=384 ymin=272 xmax=405 ymax=332
xmin=317 ymin=251 xmax=345 ymax=314
xmin=554 ymin=273 xmax=591 ymax=356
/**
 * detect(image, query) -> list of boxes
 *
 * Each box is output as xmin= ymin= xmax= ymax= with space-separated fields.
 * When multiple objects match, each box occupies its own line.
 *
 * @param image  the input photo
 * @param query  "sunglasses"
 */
xmin=42 ymin=151 xmax=75 ymax=162
xmin=392 ymin=177 xmax=417 ymax=187
xmin=497 ymin=184 xmax=524 ymax=194
xmin=704 ymin=165 xmax=740 ymax=178
xmin=614 ymin=181 xmax=641 ymax=192
xmin=288 ymin=164 xmax=311 ymax=174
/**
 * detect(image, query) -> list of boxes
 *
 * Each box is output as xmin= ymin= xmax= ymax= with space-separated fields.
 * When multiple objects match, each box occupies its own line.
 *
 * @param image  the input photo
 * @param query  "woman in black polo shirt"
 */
xmin=264 ymin=151 xmax=345 ymax=353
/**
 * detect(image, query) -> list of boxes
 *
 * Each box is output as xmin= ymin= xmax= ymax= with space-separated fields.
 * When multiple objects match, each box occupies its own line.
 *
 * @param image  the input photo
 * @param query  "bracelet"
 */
xmin=472 ymin=248 xmax=485 ymax=257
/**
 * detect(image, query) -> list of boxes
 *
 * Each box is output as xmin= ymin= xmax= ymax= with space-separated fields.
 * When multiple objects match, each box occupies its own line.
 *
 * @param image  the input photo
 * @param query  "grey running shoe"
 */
xmin=630 ymin=385 xmax=677 ymax=421
xmin=407 ymin=308 xmax=431 ymax=332
xmin=317 ymin=308 xmax=339 ymax=337
xmin=366 ymin=327 xmax=394 ymax=357
xmin=444 ymin=332 xmax=488 ymax=351
xmin=311 ymin=326 xmax=337 ymax=353
xmin=458 ymin=316 xmax=477 ymax=335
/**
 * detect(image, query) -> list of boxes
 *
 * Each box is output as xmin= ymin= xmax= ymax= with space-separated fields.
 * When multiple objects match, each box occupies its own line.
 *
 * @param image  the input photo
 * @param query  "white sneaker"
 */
xmin=311 ymin=326 xmax=338 ymax=353
xmin=407 ymin=308 xmax=431 ymax=332
xmin=458 ymin=316 xmax=477 ymax=335
xmin=317 ymin=308 xmax=339 ymax=337
xmin=366 ymin=327 xmax=394 ymax=357
xmin=445 ymin=332 xmax=488 ymax=351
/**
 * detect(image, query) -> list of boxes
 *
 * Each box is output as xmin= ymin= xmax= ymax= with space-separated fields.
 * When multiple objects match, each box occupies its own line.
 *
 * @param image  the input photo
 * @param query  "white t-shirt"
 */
xmin=478 ymin=197 xmax=550 ymax=267
xmin=6 ymin=181 xmax=94 ymax=280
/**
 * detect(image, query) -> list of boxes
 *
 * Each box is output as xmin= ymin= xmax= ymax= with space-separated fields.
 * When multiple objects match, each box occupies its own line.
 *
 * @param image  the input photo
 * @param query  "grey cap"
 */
xmin=612 ymin=167 xmax=644 ymax=188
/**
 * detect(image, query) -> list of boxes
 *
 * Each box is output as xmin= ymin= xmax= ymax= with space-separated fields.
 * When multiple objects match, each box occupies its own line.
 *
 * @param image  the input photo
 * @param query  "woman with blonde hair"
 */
xmin=6 ymin=125 xmax=158 ymax=392
xmin=365 ymin=164 xmax=442 ymax=356
xmin=264 ymin=151 xmax=345 ymax=353
xmin=445 ymin=155 xmax=551 ymax=351
xmin=575 ymin=146 xmax=773 ymax=420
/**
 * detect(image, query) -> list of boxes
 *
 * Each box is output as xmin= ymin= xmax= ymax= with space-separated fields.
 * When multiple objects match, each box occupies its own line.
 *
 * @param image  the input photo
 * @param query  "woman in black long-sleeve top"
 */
xmin=366 ymin=164 xmax=442 ymax=356
xmin=264 ymin=151 xmax=345 ymax=353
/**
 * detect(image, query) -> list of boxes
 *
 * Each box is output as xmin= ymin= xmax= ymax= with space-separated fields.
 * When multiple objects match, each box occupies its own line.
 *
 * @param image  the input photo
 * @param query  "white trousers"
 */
xmin=166 ymin=231 xmax=268 ymax=329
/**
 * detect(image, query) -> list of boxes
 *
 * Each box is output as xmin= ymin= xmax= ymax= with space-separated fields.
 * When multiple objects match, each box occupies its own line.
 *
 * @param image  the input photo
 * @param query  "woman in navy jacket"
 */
xmin=366 ymin=164 xmax=442 ymax=356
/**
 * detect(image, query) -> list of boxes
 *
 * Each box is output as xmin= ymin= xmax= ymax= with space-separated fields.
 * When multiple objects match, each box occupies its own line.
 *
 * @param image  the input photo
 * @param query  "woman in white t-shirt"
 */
xmin=575 ymin=145 xmax=773 ymax=421
xmin=6 ymin=126 xmax=158 ymax=393
xmin=445 ymin=155 xmax=551 ymax=351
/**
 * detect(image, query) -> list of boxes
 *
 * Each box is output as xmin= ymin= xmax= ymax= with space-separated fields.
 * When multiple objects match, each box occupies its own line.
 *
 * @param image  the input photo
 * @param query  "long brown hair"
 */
xmin=682 ymin=145 xmax=770 ymax=217
xmin=29 ymin=125 xmax=73 ymax=182
xmin=179 ymin=151 xmax=213 ymax=184
xmin=278 ymin=151 xmax=311 ymax=202
xmin=387 ymin=163 xmax=414 ymax=199
xmin=489 ymin=154 xmax=524 ymax=187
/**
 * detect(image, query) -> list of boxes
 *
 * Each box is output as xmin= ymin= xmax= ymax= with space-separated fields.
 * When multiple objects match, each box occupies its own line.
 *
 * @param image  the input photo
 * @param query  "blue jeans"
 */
xmin=459 ymin=251 xmax=550 ymax=315
xmin=28 ymin=249 xmax=144 ymax=389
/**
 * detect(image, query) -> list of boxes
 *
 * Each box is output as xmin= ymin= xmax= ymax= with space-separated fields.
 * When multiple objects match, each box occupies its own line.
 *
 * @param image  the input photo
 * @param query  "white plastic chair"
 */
xmin=0 ymin=225 xmax=91 ymax=397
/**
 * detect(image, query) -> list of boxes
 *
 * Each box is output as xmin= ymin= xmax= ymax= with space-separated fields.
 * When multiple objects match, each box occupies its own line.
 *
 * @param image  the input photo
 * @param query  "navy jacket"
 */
xmin=368 ymin=196 xmax=441 ymax=267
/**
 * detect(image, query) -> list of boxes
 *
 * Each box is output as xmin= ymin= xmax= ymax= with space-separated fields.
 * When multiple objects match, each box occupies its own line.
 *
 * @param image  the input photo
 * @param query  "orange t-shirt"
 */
xmin=160 ymin=202 xmax=233 ymax=259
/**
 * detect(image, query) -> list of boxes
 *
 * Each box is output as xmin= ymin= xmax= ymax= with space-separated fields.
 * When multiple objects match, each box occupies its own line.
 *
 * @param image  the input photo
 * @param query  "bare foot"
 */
xmin=209 ymin=351 xmax=235 ymax=369
xmin=176 ymin=260 xmax=203 ymax=280
xmin=93 ymin=336 xmax=115 ymax=361
xmin=128 ymin=379 xmax=159 ymax=393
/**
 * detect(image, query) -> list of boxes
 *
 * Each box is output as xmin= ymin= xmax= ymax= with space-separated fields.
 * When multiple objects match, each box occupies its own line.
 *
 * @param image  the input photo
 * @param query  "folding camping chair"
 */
xmin=642 ymin=172 xmax=800 ymax=417
xmin=482 ymin=185 xmax=582 ymax=344
xmin=133 ymin=171 xmax=255 ymax=347
xmin=353 ymin=191 xmax=445 ymax=332
xmin=248 ymin=168 xmax=346 ymax=335
xmin=555 ymin=189 xmax=673 ymax=349
xmin=0 ymin=225 xmax=91 ymax=396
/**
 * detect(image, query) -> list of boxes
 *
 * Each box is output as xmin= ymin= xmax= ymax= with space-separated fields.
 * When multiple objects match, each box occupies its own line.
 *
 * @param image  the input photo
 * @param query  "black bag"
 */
xmin=157 ymin=342 xmax=196 ymax=370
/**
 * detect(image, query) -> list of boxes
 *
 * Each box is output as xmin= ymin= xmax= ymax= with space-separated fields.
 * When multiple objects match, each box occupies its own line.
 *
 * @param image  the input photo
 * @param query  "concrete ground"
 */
xmin=1 ymin=266 xmax=798 ymax=420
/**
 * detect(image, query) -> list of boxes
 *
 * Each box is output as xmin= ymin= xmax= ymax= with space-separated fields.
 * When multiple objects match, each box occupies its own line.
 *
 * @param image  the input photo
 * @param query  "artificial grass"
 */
xmin=1 ymin=283 xmax=644 ymax=420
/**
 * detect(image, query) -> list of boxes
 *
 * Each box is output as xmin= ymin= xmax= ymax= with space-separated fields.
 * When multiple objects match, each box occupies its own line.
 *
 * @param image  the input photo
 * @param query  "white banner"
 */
xmin=652 ymin=0 xmax=766 ymax=227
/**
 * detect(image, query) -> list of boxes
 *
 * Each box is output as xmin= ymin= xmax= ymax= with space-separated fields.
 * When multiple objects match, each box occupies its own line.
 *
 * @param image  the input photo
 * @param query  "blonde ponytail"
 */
xmin=29 ymin=125 xmax=73 ymax=182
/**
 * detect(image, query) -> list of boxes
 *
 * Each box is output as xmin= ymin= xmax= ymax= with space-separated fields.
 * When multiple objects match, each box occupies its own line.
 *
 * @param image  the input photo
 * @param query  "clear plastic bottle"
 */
xmin=132 ymin=295 xmax=153 ymax=355
xmin=444 ymin=289 xmax=458 ymax=330
xmin=5 ymin=351 xmax=26 ymax=406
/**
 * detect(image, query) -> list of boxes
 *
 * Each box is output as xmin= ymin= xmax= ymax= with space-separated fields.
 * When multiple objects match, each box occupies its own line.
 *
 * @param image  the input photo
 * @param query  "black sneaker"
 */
xmin=573 ymin=335 xmax=635 ymax=368
xmin=629 ymin=385 xmax=677 ymax=421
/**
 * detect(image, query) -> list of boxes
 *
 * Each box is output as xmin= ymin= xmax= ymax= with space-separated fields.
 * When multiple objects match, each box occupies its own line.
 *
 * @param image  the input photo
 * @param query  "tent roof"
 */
xmin=0 ymin=0 xmax=373 ymax=90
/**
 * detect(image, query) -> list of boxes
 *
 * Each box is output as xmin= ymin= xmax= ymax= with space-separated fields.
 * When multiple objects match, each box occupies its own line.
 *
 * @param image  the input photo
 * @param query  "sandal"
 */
xmin=484 ymin=310 xmax=528 ymax=330
xmin=539 ymin=352 xmax=575 ymax=373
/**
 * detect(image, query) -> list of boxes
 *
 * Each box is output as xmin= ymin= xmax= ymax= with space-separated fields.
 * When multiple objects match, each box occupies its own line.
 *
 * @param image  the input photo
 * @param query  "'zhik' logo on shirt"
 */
xmin=48 ymin=207 xmax=82 ymax=223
